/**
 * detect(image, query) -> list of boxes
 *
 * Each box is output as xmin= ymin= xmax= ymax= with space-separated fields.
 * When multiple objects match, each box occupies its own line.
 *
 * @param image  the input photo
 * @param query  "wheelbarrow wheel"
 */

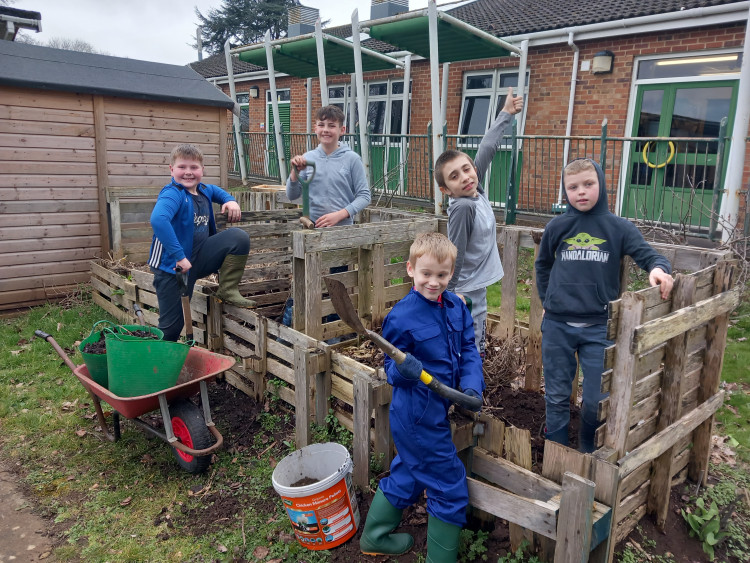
xmin=169 ymin=399 xmax=212 ymax=474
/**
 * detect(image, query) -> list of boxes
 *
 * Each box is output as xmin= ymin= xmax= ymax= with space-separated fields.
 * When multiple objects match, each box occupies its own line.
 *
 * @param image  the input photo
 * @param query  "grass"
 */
xmin=0 ymin=292 xmax=333 ymax=562
xmin=716 ymin=294 xmax=750 ymax=462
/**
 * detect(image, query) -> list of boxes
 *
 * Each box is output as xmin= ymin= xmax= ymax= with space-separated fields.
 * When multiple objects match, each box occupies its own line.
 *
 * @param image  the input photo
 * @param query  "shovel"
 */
xmin=324 ymin=277 xmax=482 ymax=411
xmin=175 ymin=267 xmax=193 ymax=343
xmin=297 ymin=161 xmax=316 ymax=229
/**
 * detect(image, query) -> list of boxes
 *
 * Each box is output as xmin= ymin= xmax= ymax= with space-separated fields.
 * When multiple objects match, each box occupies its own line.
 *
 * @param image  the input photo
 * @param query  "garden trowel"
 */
xmin=324 ymin=276 xmax=482 ymax=411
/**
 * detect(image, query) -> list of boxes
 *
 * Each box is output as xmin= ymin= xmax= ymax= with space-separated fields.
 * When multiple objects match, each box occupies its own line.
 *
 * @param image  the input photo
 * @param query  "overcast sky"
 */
xmin=14 ymin=0 xmax=435 ymax=66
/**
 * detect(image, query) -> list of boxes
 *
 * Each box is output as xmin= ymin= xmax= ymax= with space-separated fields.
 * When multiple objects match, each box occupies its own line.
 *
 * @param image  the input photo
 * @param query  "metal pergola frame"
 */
xmin=227 ymin=0 xmax=526 ymax=215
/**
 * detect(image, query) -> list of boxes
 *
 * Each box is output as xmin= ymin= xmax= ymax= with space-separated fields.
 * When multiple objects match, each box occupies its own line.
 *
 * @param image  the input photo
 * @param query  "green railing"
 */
xmin=228 ymin=126 xmax=732 ymax=237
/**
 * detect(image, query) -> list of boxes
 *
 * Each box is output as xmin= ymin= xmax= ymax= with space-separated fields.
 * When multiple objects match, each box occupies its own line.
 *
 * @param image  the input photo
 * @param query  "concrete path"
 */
xmin=0 ymin=460 xmax=54 ymax=562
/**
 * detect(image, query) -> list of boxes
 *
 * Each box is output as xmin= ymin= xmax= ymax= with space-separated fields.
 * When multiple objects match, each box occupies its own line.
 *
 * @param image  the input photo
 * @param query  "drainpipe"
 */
xmin=718 ymin=5 xmax=750 ymax=242
xmin=224 ymin=39 xmax=247 ymax=185
xmin=441 ymin=62 xmax=450 ymax=127
xmin=559 ymin=31 xmax=579 ymax=205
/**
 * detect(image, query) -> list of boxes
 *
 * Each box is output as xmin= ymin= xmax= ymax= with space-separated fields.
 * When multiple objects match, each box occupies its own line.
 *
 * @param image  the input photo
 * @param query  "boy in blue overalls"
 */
xmin=359 ymin=232 xmax=484 ymax=562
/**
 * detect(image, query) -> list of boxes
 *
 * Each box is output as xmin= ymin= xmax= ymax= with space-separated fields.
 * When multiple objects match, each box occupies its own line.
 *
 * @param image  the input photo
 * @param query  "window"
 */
xmin=328 ymin=79 xmax=411 ymax=135
xmin=236 ymin=92 xmax=250 ymax=132
xmin=458 ymin=70 xmax=529 ymax=144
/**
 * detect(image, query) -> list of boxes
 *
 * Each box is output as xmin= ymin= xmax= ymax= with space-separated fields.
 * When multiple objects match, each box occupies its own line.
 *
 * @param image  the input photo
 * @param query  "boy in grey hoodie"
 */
xmin=286 ymin=105 xmax=370 ymax=227
xmin=435 ymin=88 xmax=523 ymax=357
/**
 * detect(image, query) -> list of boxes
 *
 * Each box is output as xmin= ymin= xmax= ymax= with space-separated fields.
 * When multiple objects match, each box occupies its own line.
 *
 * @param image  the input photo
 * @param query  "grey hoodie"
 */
xmin=286 ymin=143 xmax=370 ymax=225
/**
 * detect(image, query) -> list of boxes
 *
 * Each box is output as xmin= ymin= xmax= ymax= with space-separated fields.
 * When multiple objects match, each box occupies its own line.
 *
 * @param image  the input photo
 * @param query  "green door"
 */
xmin=622 ymin=81 xmax=737 ymax=228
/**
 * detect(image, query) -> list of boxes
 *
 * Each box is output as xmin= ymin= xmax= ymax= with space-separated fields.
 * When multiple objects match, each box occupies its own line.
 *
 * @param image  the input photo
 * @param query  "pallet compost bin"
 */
xmin=91 ymin=203 xmax=738 ymax=562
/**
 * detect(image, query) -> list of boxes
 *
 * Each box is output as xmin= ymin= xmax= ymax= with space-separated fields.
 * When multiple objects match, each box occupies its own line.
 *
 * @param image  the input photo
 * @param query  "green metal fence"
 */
xmin=229 ymin=125 xmax=733 ymax=237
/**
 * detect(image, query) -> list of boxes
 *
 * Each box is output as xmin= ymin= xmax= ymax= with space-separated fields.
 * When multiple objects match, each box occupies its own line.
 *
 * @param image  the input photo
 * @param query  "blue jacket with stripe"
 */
xmin=148 ymin=180 xmax=236 ymax=274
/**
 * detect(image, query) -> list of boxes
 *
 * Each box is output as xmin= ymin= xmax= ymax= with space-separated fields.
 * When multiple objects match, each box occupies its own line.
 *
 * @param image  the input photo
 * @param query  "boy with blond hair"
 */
xmin=436 ymin=87 xmax=524 ymax=357
xmin=536 ymin=158 xmax=673 ymax=452
xmin=149 ymin=144 xmax=253 ymax=341
xmin=360 ymin=231 xmax=483 ymax=561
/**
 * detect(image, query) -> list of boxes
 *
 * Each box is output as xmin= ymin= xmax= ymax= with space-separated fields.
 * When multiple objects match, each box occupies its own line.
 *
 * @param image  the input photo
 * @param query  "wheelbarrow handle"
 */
xmin=35 ymin=330 xmax=78 ymax=372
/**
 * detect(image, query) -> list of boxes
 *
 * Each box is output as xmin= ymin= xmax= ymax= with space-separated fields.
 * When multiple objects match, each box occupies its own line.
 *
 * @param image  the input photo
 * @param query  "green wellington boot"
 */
xmin=215 ymin=254 xmax=257 ymax=307
xmin=426 ymin=516 xmax=461 ymax=563
xmin=359 ymin=489 xmax=414 ymax=556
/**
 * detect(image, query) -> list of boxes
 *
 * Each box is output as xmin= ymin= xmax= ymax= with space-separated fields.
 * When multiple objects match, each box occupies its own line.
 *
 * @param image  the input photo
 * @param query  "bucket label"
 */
xmin=281 ymin=474 xmax=360 ymax=550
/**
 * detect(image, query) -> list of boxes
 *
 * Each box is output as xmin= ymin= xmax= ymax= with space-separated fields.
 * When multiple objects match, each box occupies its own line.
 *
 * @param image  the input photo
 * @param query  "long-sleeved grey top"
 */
xmin=446 ymin=111 xmax=514 ymax=293
xmin=285 ymin=143 xmax=370 ymax=225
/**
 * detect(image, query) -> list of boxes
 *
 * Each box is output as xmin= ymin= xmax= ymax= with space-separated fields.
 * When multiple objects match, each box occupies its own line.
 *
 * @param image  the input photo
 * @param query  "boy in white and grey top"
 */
xmin=435 ymin=88 xmax=524 ymax=356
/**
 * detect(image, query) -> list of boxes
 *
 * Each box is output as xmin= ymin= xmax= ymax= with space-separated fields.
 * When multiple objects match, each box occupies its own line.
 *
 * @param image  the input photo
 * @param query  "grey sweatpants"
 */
xmin=460 ymin=286 xmax=488 ymax=357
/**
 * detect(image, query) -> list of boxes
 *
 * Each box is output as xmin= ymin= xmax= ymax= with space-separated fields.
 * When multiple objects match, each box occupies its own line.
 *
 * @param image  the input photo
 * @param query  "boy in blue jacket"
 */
xmin=535 ymin=158 xmax=673 ymax=452
xmin=359 ymin=232 xmax=484 ymax=561
xmin=148 ymin=144 xmax=254 ymax=341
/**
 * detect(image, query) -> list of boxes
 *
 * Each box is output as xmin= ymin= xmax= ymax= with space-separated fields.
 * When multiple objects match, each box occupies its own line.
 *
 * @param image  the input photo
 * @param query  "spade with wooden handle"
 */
xmin=324 ymin=276 xmax=481 ymax=411
xmin=175 ymin=266 xmax=193 ymax=343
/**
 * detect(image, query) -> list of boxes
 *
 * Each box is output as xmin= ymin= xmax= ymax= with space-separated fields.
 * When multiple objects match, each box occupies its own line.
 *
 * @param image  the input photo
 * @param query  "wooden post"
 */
xmin=688 ymin=261 xmax=736 ymax=482
xmin=358 ymin=245 xmax=374 ymax=328
xmin=303 ymin=251 xmax=323 ymax=340
xmin=618 ymin=256 xmax=633 ymax=296
xmin=371 ymin=244 xmax=386 ymax=327
xmin=496 ymin=229 xmax=520 ymax=340
xmin=526 ymin=230 xmax=543 ymax=390
xmin=292 ymin=254 xmax=305 ymax=332
xmin=294 ymin=345 xmax=313 ymax=449
xmin=647 ymin=274 xmax=695 ymax=530
xmin=207 ymin=296 xmax=223 ymax=352
xmin=604 ymin=292 xmax=645 ymax=458
xmin=505 ymin=426 xmax=533 ymax=552
xmin=553 ymin=472 xmax=595 ymax=563
xmin=353 ymin=374 xmax=372 ymax=489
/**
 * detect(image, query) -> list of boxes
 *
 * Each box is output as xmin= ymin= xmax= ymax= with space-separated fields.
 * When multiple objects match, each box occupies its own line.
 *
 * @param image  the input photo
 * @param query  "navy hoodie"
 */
xmin=535 ymin=160 xmax=672 ymax=324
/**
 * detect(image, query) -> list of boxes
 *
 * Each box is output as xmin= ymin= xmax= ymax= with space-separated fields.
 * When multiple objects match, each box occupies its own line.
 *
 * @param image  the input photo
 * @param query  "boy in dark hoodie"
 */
xmin=535 ymin=158 xmax=673 ymax=452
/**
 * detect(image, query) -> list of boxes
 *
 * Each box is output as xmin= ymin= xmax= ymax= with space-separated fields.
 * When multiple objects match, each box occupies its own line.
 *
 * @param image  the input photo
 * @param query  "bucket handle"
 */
xmin=88 ymin=320 xmax=117 ymax=339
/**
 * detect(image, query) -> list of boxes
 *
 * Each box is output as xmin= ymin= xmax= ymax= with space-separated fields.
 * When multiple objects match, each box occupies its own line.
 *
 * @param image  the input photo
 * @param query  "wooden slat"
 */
xmin=553 ymin=473 xmax=595 ymax=563
xmin=496 ymin=228 xmax=519 ymax=340
xmin=467 ymin=477 xmax=558 ymax=539
xmin=0 ymin=132 xmax=94 ymax=150
xmin=604 ymin=292 xmax=645 ymax=458
xmin=689 ymin=261 xmax=736 ymax=483
xmin=647 ymin=274 xmax=695 ymax=530
xmin=632 ymin=288 xmax=741 ymax=354
xmin=473 ymin=448 xmax=560 ymax=501
xmin=618 ymin=391 xmax=724 ymax=478
xmin=104 ymin=113 xmax=221 ymax=132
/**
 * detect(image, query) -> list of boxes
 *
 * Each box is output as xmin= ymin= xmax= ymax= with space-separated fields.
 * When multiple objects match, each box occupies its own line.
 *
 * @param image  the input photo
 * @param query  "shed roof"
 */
xmin=0 ymin=40 xmax=235 ymax=109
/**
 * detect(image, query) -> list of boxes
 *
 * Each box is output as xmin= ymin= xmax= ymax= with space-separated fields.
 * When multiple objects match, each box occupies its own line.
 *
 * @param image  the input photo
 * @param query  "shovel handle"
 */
xmin=367 ymin=330 xmax=482 ymax=411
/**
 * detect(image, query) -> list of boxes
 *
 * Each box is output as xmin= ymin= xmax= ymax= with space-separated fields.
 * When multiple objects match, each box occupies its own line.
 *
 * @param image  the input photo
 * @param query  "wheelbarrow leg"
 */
xmin=113 ymin=411 xmax=121 ymax=441
xmin=158 ymin=394 xmax=178 ymax=445
xmin=90 ymin=392 xmax=116 ymax=442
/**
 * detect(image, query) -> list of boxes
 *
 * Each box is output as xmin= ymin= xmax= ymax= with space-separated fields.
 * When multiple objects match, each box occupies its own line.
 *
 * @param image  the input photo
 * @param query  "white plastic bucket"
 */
xmin=271 ymin=442 xmax=360 ymax=550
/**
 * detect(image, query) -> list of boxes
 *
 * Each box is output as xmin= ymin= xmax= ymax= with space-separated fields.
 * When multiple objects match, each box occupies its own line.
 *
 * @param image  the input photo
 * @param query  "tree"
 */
xmin=15 ymin=33 xmax=109 ymax=55
xmin=195 ymin=0 xmax=298 ymax=55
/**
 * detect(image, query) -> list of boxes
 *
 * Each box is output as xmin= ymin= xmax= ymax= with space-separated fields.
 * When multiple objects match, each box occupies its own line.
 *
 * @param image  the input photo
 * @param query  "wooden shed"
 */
xmin=0 ymin=40 xmax=236 ymax=311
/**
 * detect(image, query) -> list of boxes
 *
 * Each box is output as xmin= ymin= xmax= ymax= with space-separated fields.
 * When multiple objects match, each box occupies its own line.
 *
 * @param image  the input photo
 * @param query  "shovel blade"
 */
xmin=324 ymin=277 xmax=367 ymax=336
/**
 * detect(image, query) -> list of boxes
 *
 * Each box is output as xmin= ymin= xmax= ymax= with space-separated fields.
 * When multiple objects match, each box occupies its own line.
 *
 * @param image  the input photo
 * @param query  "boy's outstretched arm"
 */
xmin=501 ymin=86 xmax=524 ymax=115
xmin=649 ymin=267 xmax=674 ymax=299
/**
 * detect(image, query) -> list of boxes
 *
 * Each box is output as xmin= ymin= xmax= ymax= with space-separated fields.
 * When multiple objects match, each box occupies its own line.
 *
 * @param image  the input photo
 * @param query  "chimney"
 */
xmin=288 ymin=5 xmax=318 ymax=37
xmin=371 ymin=0 xmax=409 ymax=20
